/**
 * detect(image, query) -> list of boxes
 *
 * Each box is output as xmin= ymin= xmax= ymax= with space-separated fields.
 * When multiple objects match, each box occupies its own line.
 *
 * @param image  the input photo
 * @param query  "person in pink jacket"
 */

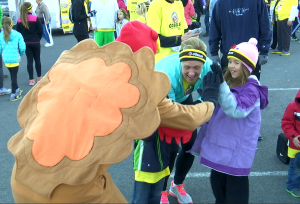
xmin=182 ymin=0 xmax=197 ymax=30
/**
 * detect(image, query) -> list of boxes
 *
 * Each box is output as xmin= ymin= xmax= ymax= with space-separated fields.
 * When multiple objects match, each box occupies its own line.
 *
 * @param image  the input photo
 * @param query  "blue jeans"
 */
xmin=286 ymin=158 xmax=300 ymax=191
xmin=131 ymin=178 xmax=165 ymax=204
xmin=42 ymin=20 xmax=51 ymax=44
xmin=204 ymin=10 xmax=210 ymax=34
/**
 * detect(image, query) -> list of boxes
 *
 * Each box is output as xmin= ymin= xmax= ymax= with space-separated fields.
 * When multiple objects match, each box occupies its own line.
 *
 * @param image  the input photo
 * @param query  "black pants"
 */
xmin=277 ymin=19 xmax=291 ymax=52
xmin=210 ymin=169 xmax=249 ymax=204
xmin=26 ymin=43 xmax=41 ymax=80
xmin=75 ymin=34 xmax=89 ymax=43
xmin=7 ymin=66 xmax=19 ymax=93
xmin=163 ymin=95 xmax=197 ymax=190
xmin=221 ymin=54 xmax=262 ymax=80
xmin=271 ymin=21 xmax=278 ymax=49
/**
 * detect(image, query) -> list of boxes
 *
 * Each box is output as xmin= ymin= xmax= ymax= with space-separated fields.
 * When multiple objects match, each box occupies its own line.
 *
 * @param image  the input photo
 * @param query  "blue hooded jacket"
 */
xmin=0 ymin=30 xmax=26 ymax=64
xmin=209 ymin=0 xmax=271 ymax=56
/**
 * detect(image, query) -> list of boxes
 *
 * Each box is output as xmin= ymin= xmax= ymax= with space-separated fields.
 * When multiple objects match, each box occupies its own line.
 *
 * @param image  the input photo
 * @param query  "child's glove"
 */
xmin=200 ymin=71 xmax=221 ymax=107
xmin=210 ymin=62 xmax=224 ymax=82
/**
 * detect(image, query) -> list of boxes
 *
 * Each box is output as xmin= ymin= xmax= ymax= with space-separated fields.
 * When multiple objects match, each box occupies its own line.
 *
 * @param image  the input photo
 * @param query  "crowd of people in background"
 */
xmin=0 ymin=0 xmax=300 ymax=203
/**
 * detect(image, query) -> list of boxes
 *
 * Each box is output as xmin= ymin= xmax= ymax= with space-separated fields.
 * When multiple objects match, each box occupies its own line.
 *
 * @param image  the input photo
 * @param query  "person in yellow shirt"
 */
xmin=271 ymin=0 xmax=298 ymax=55
xmin=147 ymin=0 xmax=200 ymax=62
xmin=136 ymin=2 xmax=147 ymax=23
xmin=127 ymin=0 xmax=146 ymax=20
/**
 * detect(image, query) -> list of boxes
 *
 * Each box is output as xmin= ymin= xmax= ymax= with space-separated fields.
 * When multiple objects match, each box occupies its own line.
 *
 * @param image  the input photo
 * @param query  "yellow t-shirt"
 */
xmin=135 ymin=167 xmax=170 ymax=183
xmin=137 ymin=15 xmax=146 ymax=24
xmin=127 ymin=0 xmax=146 ymax=21
xmin=288 ymin=147 xmax=300 ymax=158
xmin=275 ymin=0 xmax=298 ymax=21
xmin=5 ymin=63 xmax=19 ymax=68
xmin=182 ymin=76 xmax=197 ymax=96
xmin=147 ymin=0 xmax=187 ymax=62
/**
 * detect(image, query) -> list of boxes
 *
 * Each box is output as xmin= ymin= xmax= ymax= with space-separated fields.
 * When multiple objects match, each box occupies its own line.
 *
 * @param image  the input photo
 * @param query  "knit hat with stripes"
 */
xmin=227 ymin=38 xmax=259 ymax=72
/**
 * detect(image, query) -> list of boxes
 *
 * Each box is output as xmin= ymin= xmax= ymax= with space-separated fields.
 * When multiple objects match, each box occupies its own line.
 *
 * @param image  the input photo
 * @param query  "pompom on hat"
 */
xmin=227 ymin=38 xmax=259 ymax=73
xmin=116 ymin=20 xmax=160 ymax=54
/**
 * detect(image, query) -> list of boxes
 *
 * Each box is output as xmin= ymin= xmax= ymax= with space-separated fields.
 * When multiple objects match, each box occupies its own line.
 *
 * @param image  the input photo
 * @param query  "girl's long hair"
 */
xmin=137 ymin=2 xmax=147 ymax=19
xmin=116 ymin=9 xmax=129 ymax=22
xmin=20 ymin=2 xmax=32 ymax=29
xmin=224 ymin=63 xmax=251 ymax=88
xmin=2 ymin=17 xmax=12 ymax=43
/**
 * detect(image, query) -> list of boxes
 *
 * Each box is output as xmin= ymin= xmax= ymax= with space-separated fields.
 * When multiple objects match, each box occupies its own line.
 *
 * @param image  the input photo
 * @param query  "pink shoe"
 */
xmin=37 ymin=76 xmax=42 ymax=82
xmin=29 ymin=79 xmax=36 ymax=86
xmin=160 ymin=190 xmax=169 ymax=204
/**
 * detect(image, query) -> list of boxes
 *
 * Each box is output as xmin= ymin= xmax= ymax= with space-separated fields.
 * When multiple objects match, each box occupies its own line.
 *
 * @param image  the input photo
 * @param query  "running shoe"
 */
xmin=169 ymin=181 xmax=193 ymax=204
xmin=0 ymin=87 xmax=11 ymax=96
xmin=286 ymin=189 xmax=300 ymax=197
xmin=10 ymin=93 xmax=22 ymax=101
xmin=160 ymin=190 xmax=170 ymax=204
xmin=280 ymin=51 xmax=290 ymax=56
xmin=291 ymin=36 xmax=299 ymax=41
xmin=37 ymin=76 xmax=43 ymax=82
xmin=16 ymin=88 xmax=22 ymax=96
xmin=29 ymin=79 xmax=36 ymax=86
xmin=271 ymin=49 xmax=282 ymax=54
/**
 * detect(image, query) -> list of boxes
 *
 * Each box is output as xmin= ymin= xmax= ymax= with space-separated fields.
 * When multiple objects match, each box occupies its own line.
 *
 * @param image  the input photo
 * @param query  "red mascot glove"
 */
xmin=158 ymin=126 xmax=194 ymax=144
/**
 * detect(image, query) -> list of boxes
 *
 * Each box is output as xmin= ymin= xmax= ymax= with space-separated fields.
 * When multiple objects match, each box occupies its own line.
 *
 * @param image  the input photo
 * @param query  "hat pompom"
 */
xmin=248 ymin=38 xmax=258 ymax=46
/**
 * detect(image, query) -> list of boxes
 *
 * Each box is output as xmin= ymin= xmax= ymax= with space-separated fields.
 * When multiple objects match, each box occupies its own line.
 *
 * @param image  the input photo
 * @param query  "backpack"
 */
xmin=69 ymin=4 xmax=74 ymax=23
xmin=276 ymin=133 xmax=290 ymax=164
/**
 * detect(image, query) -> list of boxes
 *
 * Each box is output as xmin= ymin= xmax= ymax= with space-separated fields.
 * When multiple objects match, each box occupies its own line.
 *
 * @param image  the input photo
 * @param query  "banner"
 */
xmin=59 ymin=0 xmax=73 ymax=33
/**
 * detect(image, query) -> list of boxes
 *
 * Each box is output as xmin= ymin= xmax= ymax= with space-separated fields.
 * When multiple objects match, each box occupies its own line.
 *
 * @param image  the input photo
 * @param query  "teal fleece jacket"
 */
xmin=0 ymin=30 xmax=26 ymax=64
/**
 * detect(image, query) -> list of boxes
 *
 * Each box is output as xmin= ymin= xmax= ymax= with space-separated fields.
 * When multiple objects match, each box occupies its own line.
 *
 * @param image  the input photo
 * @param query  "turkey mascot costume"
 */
xmin=8 ymin=21 xmax=215 ymax=203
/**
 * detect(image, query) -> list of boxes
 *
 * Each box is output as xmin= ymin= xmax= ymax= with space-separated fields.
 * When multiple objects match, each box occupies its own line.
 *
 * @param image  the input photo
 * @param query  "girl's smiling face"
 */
xmin=228 ymin=58 xmax=243 ymax=79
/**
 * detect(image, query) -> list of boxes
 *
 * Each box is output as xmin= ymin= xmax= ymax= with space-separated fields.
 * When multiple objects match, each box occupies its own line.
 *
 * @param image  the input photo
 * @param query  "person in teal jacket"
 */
xmin=0 ymin=17 xmax=26 ymax=101
xmin=0 ymin=4 xmax=11 ymax=96
xmin=155 ymin=37 xmax=213 ymax=204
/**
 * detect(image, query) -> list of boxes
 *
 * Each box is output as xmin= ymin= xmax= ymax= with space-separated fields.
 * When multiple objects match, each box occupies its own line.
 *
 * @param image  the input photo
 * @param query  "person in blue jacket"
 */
xmin=0 ymin=17 xmax=26 ymax=101
xmin=209 ymin=0 xmax=271 ymax=80
xmin=155 ymin=37 xmax=213 ymax=204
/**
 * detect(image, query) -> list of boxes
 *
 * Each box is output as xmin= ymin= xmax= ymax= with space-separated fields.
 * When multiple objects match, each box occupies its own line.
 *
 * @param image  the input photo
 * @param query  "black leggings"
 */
xmin=26 ymin=43 xmax=41 ymax=80
xmin=210 ymin=169 xmax=249 ymax=204
xmin=163 ymin=95 xmax=197 ymax=190
xmin=75 ymin=34 xmax=89 ymax=43
xmin=7 ymin=66 xmax=19 ymax=93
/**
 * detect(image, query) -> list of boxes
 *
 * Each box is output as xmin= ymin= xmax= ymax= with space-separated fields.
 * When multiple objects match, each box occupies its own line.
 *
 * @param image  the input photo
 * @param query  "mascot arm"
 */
xmin=158 ymin=98 xmax=214 ymax=130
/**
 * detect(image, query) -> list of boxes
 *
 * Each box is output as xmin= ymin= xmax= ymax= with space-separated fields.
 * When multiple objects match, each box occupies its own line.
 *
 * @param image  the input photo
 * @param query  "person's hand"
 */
xmin=193 ymin=13 xmax=197 ymax=19
xmin=258 ymin=55 xmax=268 ymax=65
xmin=292 ymin=135 xmax=300 ymax=148
xmin=45 ymin=22 xmax=49 ymax=25
xmin=87 ymin=10 xmax=97 ymax=17
xmin=271 ymin=20 xmax=274 ymax=25
xmin=199 ymin=71 xmax=221 ymax=107
xmin=210 ymin=63 xmax=224 ymax=82
xmin=92 ymin=27 xmax=97 ymax=31
xmin=181 ymin=30 xmax=200 ymax=41
xmin=211 ymin=55 xmax=221 ymax=64
xmin=287 ymin=20 xmax=293 ymax=26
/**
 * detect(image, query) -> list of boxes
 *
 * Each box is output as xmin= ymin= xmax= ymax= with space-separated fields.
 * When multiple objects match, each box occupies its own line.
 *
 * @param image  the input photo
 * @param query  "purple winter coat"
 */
xmin=190 ymin=76 xmax=268 ymax=176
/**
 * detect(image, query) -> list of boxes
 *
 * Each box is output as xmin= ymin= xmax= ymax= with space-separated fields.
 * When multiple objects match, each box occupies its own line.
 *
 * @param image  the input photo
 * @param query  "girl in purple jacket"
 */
xmin=190 ymin=38 xmax=269 ymax=204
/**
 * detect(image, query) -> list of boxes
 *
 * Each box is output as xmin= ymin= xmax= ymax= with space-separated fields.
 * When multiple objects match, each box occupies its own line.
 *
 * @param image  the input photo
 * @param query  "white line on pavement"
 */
xmin=170 ymin=171 xmax=288 ymax=178
xmin=269 ymin=88 xmax=300 ymax=91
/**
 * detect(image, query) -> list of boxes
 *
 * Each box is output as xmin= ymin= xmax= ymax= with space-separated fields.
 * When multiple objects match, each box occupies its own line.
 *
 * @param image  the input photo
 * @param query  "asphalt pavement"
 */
xmin=0 ymin=28 xmax=300 ymax=203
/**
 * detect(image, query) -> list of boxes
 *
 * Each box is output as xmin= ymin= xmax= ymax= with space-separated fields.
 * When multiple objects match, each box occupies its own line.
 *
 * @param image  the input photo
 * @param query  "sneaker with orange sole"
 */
xmin=169 ymin=181 xmax=193 ymax=204
xmin=160 ymin=190 xmax=170 ymax=204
